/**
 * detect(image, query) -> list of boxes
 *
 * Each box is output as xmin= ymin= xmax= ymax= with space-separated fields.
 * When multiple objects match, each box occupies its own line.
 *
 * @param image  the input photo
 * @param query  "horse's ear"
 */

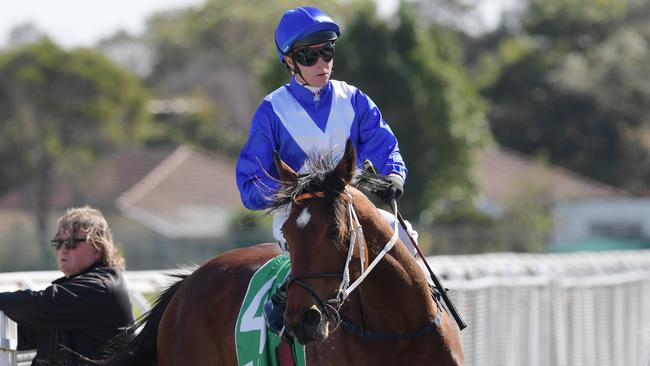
xmin=274 ymin=150 xmax=298 ymax=183
xmin=335 ymin=139 xmax=356 ymax=186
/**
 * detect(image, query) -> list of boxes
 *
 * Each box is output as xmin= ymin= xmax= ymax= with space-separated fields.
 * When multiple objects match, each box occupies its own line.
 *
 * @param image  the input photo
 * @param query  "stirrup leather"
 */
xmin=263 ymin=275 xmax=289 ymax=336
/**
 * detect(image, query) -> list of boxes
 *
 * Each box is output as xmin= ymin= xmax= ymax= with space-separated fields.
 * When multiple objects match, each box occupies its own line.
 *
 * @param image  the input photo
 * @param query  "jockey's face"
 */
xmin=285 ymin=42 xmax=333 ymax=88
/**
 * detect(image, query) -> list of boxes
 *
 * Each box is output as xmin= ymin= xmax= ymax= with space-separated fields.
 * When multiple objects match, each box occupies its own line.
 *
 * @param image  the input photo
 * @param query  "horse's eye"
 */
xmin=328 ymin=224 xmax=340 ymax=240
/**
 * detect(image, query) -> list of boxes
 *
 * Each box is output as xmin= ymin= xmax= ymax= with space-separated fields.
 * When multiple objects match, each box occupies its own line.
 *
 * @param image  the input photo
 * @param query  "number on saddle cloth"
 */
xmin=235 ymin=254 xmax=306 ymax=366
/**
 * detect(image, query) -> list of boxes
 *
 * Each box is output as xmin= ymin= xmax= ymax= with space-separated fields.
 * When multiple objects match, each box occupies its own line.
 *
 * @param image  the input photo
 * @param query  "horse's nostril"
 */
xmin=302 ymin=308 xmax=322 ymax=330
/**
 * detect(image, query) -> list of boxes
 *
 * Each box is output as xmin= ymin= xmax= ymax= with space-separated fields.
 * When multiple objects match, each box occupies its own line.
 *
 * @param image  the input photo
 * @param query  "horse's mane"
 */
xmin=268 ymin=151 xmax=393 ymax=247
xmin=269 ymin=151 xmax=345 ymax=211
xmin=351 ymin=170 xmax=394 ymax=203
xmin=269 ymin=151 xmax=393 ymax=211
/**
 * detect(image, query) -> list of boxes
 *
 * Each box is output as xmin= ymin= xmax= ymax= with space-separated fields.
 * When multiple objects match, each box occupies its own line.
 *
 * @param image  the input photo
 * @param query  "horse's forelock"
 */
xmin=269 ymin=152 xmax=392 ymax=248
xmin=268 ymin=154 xmax=352 ymax=247
xmin=269 ymin=151 xmax=345 ymax=211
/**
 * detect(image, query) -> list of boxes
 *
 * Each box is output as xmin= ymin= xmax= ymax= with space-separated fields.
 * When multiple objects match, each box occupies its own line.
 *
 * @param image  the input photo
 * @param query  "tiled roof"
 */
xmin=1 ymin=144 xmax=625 ymax=238
xmin=476 ymin=146 xmax=626 ymax=204
xmin=0 ymin=146 xmax=242 ymax=239
xmin=116 ymin=145 xmax=243 ymax=238
xmin=0 ymin=148 xmax=171 ymax=210
xmin=87 ymin=149 xmax=172 ymax=205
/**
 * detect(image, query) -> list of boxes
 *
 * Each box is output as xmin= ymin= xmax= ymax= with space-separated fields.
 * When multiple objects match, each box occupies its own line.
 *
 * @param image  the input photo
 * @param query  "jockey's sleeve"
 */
xmin=352 ymin=89 xmax=408 ymax=181
xmin=236 ymin=103 xmax=280 ymax=210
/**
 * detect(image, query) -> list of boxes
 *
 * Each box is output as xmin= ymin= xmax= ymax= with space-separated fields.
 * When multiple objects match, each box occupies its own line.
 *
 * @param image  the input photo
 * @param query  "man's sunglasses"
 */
xmin=50 ymin=238 xmax=86 ymax=251
xmin=291 ymin=43 xmax=335 ymax=67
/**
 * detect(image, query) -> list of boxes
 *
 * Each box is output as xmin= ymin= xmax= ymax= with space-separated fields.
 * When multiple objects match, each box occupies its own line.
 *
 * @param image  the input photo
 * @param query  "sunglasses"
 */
xmin=50 ymin=238 xmax=86 ymax=251
xmin=291 ymin=43 xmax=335 ymax=67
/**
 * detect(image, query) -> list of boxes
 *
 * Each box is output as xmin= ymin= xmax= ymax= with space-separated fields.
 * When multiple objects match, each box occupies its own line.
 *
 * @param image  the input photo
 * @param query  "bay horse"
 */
xmin=106 ymin=140 xmax=463 ymax=365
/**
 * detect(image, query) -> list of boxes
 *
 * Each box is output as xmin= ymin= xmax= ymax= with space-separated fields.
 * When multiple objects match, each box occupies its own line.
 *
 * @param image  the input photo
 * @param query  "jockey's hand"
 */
xmin=385 ymin=173 xmax=404 ymax=204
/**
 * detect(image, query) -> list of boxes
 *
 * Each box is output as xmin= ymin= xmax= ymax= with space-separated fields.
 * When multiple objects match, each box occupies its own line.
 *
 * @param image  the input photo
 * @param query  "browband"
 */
xmin=293 ymin=191 xmax=327 ymax=203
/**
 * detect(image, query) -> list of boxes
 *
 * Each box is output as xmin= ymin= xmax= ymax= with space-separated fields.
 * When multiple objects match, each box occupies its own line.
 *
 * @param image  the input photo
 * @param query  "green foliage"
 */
xmin=146 ymin=91 xmax=244 ymax=156
xmin=333 ymin=2 xmax=489 ymax=220
xmin=499 ymin=167 xmax=554 ymax=252
xmin=146 ymin=0 xmax=338 ymax=71
xmin=261 ymin=2 xmax=490 ymax=219
xmin=142 ymin=0 xmax=343 ymax=139
xmin=526 ymin=0 xmax=626 ymax=43
xmin=0 ymin=217 xmax=56 ymax=271
xmin=476 ymin=0 xmax=650 ymax=193
xmin=485 ymin=50 xmax=628 ymax=184
xmin=0 ymin=40 xmax=150 ymax=191
xmin=426 ymin=162 xmax=553 ymax=254
xmin=0 ymin=40 xmax=150 ymax=247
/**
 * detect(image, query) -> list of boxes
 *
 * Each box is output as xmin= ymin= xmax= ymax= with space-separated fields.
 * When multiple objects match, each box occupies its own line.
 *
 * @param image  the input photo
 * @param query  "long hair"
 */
xmin=55 ymin=206 xmax=126 ymax=270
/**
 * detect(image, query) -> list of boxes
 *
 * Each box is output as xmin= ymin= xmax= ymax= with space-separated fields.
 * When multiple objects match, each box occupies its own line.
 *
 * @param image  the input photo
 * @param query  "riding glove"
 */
xmin=385 ymin=173 xmax=404 ymax=203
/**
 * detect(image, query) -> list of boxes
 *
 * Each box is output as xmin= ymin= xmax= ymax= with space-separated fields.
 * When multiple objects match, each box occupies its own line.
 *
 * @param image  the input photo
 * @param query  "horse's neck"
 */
xmin=353 ymin=212 xmax=437 ymax=331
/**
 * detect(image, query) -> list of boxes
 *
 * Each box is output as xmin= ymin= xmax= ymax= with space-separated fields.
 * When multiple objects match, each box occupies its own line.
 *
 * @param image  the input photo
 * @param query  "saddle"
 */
xmin=235 ymin=254 xmax=305 ymax=366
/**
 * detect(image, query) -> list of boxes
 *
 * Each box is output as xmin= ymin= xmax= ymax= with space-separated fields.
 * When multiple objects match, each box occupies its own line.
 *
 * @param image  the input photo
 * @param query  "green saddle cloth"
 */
xmin=235 ymin=254 xmax=306 ymax=366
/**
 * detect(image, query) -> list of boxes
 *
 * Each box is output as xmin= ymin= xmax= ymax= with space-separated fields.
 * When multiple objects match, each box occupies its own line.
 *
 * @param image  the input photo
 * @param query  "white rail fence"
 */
xmin=427 ymin=250 xmax=650 ymax=366
xmin=0 ymin=312 xmax=16 ymax=366
xmin=1 ymin=250 xmax=650 ymax=365
xmin=0 ymin=270 xmax=177 ymax=366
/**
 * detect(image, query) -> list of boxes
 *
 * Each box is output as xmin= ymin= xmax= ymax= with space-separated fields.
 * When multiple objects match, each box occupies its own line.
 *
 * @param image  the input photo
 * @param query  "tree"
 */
xmin=7 ymin=23 xmax=47 ymax=48
xmin=0 ymin=40 xmax=150 ymax=257
xmin=141 ymin=0 xmax=342 ymax=144
xmin=311 ymin=2 xmax=488 ymax=220
xmin=141 ymin=0 xmax=489 ymax=220
xmin=260 ymin=2 xmax=490 ymax=219
xmin=146 ymin=91 xmax=243 ymax=157
xmin=476 ymin=0 xmax=650 ymax=192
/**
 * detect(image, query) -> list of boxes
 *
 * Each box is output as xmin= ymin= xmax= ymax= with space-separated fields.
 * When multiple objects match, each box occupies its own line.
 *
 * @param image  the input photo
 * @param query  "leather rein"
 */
xmin=286 ymin=189 xmax=442 ymax=341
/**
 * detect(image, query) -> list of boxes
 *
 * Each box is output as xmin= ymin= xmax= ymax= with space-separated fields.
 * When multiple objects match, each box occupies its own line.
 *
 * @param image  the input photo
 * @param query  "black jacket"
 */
xmin=0 ymin=263 xmax=134 ymax=365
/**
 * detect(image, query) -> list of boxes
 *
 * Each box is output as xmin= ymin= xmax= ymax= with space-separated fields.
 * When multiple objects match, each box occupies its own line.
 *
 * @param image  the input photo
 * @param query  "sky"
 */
xmin=0 ymin=0 xmax=515 ymax=48
xmin=0 ymin=0 xmax=208 ymax=48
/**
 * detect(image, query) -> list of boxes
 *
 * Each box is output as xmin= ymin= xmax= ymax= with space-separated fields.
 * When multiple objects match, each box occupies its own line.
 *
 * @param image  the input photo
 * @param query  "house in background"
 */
xmin=1 ymin=144 xmax=648 ymax=271
xmin=115 ymin=146 xmax=242 ymax=240
xmin=0 ymin=145 xmax=272 ymax=270
xmin=552 ymin=199 xmax=650 ymax=251
xmin=475 ymin=146 xmax=650 ymax=251
xmin=475 ymin=146 xmax=625 ymax=215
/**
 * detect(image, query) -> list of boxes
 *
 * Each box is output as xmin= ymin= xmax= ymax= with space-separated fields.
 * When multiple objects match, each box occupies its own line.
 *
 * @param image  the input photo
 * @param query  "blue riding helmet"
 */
xmin=275 ymin=6 xmax=341 ymax=63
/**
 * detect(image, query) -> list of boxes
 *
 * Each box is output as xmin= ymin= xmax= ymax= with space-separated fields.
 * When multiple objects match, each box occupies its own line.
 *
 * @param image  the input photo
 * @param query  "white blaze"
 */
xmin=296 ymin=207 xmax=311 ymax=228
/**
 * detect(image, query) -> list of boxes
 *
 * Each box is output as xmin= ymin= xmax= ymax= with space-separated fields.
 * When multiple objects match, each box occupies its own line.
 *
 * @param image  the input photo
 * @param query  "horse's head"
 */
xmin=273 ymin=140 xmax=378 ymax=344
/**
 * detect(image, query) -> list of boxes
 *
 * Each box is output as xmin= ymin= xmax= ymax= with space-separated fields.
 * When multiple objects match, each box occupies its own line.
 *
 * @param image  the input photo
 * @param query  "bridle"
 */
xmin=285 ymin=188 xmax=441 ymax=340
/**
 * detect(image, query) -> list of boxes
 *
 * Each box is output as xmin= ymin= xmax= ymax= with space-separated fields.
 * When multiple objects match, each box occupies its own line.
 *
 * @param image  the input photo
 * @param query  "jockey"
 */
xmin=235 ymin=6 xmax=419 ymax=334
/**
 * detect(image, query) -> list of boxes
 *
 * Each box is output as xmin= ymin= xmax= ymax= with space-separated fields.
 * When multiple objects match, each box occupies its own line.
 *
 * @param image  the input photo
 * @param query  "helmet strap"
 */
xmin=284 ymin=53 xmax=334 ymax=88
xmin=289 ymin=54 xmax=311 ymax=87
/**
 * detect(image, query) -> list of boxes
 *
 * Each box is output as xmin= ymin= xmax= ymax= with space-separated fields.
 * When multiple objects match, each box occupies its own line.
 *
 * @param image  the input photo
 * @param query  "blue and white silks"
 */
xmin=236 ymin=77 xmax=407 ymax=211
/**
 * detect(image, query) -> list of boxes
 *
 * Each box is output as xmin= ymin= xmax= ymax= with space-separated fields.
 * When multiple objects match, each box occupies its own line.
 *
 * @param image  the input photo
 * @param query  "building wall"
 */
xmin=552 ymin=198 xmax=650 ymax=245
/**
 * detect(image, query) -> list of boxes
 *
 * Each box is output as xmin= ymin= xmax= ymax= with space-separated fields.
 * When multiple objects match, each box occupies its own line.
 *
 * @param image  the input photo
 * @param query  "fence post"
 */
xmin=0 ymin=311 xmax=16 ymax=366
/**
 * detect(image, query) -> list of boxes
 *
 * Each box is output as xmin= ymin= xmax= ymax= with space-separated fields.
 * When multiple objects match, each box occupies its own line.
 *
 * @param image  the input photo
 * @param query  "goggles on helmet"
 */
xmin=290 ymin=42 xmax=335 ymax=67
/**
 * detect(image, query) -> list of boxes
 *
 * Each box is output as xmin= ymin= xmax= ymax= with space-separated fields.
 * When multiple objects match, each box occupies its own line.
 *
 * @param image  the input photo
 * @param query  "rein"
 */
xmin=287 ymin=188 xmax=441 ymax=341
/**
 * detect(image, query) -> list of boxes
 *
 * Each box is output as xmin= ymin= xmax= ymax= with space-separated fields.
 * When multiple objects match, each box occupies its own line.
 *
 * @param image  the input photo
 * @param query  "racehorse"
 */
xmin=105 ymin=140 xmax=463 ymax=365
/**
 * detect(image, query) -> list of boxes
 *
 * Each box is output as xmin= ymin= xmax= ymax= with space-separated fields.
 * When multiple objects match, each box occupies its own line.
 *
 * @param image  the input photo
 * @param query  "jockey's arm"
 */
xmin=351 ymin=89 xmax=407 ymax=181
xmin=236 ymin=105 xmax=280 ymax=211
